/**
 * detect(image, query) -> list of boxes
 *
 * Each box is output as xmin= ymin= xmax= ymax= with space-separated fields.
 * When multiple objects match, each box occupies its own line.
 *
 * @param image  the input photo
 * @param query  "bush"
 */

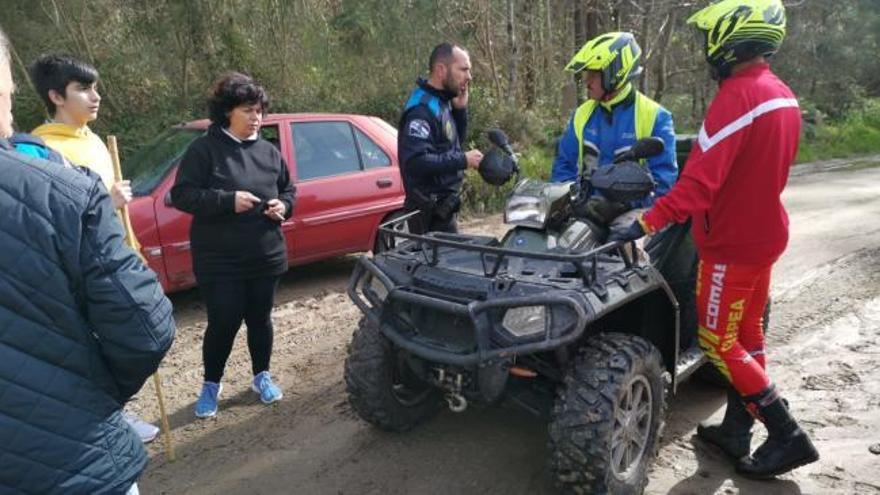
xmin=797 ymin=98 xmax=880 ymax=163
xmin=460 ymin=102 xmax=561 ymax=216
xmin=460 ymin=145 xmax=554 ymax=216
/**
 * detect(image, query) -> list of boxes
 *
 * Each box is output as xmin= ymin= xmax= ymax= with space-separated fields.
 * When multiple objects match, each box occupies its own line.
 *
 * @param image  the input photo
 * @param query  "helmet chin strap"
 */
xmin=598 ymin=83 xmax=633 ymax=110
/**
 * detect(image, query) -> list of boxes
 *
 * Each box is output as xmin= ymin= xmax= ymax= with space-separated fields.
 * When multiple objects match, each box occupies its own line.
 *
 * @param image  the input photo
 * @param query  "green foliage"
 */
xmin=797 ymin=99 xmax=880 ymax=163
xmin=460 ymin=145 xmax=554 ymax=216
xmin=654 ymin=93 xmax=702 ymax=135
xmin=2 ymin=0 xmax=878 ymax=180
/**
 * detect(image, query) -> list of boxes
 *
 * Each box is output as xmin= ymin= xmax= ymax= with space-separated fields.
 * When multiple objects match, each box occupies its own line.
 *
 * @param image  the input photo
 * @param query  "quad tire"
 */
xmin=548 ymin=333 xmax=667 ymax=495
xmin=344 ymin=317 xmax=442 ymax=431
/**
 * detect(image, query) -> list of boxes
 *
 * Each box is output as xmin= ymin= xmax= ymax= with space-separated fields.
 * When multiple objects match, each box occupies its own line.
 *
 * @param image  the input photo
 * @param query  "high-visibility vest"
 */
xmin=573 ymin=91 xmax=661 ymax=169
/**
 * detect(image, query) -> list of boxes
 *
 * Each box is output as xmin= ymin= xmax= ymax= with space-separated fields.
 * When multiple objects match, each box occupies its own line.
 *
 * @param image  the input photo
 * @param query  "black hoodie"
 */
xmin=171 ymin=125 xmax=295 ymax=282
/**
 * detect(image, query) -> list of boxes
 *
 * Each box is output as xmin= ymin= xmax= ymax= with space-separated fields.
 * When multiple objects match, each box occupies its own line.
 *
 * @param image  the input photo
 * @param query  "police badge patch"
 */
xmin=444 ymin=120 xmax=456 ymax=142
xmin=408 ymin=119 xmax=431 ymax=139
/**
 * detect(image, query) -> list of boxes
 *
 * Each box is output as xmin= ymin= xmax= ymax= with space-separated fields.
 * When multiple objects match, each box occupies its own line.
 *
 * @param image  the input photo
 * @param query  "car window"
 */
xmin=292 ymin=122 xmax=361 ymax=180
xmin=260 ymin=125 xmax=281 ymax=151
xmin=125 ymin=128 xmax=202 ymax=196
xmin=354 ymin=128 xmax=390 ymax=168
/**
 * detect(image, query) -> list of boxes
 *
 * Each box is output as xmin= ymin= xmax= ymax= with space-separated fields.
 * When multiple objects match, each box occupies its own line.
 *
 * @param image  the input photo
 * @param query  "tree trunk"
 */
xmin=507 ymin=0 xmax=518 ymax=104
xmin=639 ymin=4 xmax=651 ymax=95
xmin=523 ymin=0 xmax=536 ymax=108
xmin=483 ymin=0 xmax=504 ymax=100
xmin=652 ymin=10 xmax=677 ymax=102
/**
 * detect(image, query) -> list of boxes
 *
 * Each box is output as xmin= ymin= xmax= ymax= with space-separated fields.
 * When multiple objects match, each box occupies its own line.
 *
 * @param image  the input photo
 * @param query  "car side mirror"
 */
xmin=164 ymin=191 xmax=173 ymax=207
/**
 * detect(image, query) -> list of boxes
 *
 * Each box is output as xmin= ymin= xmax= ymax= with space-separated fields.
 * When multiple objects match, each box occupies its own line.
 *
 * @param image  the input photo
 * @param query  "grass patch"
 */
xmin=797 ymin=99 xmax=880 ymax=163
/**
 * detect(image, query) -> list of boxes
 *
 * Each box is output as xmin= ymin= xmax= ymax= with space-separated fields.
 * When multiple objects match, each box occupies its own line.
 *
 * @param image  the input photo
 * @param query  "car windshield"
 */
xmin=125 ymin=127 xmax=203 ymax=196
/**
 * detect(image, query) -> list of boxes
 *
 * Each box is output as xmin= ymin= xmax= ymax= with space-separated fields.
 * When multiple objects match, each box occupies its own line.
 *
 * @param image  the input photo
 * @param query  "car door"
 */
xmin=288 ymin=118 xmax=401 ymax=263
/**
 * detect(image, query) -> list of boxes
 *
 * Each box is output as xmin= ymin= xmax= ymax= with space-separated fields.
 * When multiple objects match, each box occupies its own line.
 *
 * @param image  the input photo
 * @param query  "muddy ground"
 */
xmin=134 ymin=157 xmax=880 ymax=494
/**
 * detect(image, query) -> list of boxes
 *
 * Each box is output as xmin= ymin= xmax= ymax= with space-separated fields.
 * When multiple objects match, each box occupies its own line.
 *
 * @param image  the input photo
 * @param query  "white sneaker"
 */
xmin=122 ymin=411 xmax=160 ymax=443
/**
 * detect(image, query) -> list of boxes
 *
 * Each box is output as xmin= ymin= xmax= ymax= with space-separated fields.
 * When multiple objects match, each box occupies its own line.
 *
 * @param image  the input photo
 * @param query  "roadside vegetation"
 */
xmin=460 ymin=96 xmax=880 ymax=216
xmin=796 ymin=99 xmax=880 ymax=163
xmin=3 ymin=0 xmax=878 ymax=215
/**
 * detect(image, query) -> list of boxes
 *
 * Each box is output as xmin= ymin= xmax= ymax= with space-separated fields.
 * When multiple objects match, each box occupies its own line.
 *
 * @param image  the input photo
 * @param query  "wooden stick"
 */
xmin=107 ymin=136 xmax=176 ymax=461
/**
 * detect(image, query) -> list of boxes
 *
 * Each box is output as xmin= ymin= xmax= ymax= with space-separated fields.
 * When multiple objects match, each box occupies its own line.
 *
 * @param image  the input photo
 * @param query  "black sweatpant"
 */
xmin=200 ymin=275 xmax=279 ymax=383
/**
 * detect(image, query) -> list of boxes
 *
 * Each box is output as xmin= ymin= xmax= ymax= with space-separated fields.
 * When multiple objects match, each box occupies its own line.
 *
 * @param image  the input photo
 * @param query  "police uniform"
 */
xmin=398 ymin=77 xmax=468 ymax=234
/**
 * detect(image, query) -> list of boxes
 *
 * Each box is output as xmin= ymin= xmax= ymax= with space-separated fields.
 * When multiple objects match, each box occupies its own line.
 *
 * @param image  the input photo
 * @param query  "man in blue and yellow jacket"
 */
xmin=552 ymin=32 xmax=678 ymax=229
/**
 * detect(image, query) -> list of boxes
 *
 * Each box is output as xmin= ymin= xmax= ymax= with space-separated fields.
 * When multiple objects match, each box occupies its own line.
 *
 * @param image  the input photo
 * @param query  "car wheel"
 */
xmin=344 ymin=317 xmax=442 ymax=432
xmin=548 ymin=333 xmax=667 ymax=495
xmin=372 ymin=210 xmax=411 ymax=254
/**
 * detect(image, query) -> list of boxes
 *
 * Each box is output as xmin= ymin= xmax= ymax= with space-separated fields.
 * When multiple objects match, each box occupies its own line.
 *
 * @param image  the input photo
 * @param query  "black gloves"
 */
xmin=585 ymin=197 xmax=629 ymax=225
xmin=572 ymin=196 xmax=628 ymax=225
xmin=608 ymin=220 xmax=647 ymax=243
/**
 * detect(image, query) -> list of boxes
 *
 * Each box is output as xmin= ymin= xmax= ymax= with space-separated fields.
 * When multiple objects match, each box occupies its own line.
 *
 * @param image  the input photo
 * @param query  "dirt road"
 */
xmin=136 ymin=157 xmax=880 ymax=494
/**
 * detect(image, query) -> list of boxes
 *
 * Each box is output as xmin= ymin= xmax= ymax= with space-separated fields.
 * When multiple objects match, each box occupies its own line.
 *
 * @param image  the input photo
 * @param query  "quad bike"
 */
xmin=344 ymin=132 xmax=756 ymax=493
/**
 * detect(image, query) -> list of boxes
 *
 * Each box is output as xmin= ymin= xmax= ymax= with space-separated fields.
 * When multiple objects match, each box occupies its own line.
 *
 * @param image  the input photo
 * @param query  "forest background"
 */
xmin=3 ymin=0 xmax=879 ymax=213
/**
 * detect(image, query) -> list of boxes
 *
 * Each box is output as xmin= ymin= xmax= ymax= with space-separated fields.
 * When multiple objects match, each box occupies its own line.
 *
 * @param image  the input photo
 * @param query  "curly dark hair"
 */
xmin=207 ymin=72 xmax=270 ymax=127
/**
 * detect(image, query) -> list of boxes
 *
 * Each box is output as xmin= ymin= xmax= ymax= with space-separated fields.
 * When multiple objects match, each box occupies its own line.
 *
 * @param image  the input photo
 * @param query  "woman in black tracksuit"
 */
xmin=171 ymin=72 xmax=295 ymax=418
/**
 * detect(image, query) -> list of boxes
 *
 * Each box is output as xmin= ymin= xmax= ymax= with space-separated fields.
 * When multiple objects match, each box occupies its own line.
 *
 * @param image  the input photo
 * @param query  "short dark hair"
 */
xmin=28 ymin=54 xmax=99 ymax=116
xmin=207 ymin=72 xmax=270 ymax=127
xmin=428 ymin=43 xmax=460 ymax=72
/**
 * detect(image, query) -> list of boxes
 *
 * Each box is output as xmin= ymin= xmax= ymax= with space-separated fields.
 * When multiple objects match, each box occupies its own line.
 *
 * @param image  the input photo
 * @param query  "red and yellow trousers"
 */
xmin=696 ymin=259 xmax=772 ymax=396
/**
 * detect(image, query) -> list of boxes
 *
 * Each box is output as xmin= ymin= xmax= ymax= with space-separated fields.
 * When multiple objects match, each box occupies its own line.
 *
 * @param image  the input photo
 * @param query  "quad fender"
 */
xmin=585 ymin=285 xmax=680 ymax=388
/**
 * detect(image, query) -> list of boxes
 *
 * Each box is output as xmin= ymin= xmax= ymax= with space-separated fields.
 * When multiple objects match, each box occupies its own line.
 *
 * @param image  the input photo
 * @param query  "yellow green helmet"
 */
xmin=688 ymin=0 xmax=786 ymax=77
xmin=565 ymin=32 xmax=643 ymax=93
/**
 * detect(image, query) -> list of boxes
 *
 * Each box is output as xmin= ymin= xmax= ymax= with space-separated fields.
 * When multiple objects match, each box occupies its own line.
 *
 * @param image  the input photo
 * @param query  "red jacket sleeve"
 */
xmin=642 ymin=89 xmax=750 ymax=232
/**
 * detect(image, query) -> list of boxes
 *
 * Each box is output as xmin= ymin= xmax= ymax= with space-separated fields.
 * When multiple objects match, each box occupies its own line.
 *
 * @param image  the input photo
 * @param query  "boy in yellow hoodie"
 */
xmin=29 ymin=54 xmax=131 ymax=208
xmin=29 ymin=54 xmax=158 ymax=444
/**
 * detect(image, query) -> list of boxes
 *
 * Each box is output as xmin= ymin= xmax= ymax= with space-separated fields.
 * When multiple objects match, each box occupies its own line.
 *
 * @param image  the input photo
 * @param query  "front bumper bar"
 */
xmin=348 ymin=256 xmax=589 ymax=366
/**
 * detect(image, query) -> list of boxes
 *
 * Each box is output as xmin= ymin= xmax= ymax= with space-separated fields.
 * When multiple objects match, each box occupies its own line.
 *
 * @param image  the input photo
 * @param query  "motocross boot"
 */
xmin=736 ymin=385 xmax=820 ymax=479
xmin=696 ymin=387 xmax=754 ymax=460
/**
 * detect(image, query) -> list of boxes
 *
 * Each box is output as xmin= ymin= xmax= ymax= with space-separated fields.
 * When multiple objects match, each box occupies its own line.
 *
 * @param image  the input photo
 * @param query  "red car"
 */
xmin=126 ymin=113 xmax=405 ymax=293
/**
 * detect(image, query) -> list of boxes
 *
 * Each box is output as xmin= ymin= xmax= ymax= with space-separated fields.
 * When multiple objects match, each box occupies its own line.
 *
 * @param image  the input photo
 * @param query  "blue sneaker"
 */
xmin=252 ymin=371 xmax=283 ymax=404
xmin=195 ymin=381 xmax=222 ymax=418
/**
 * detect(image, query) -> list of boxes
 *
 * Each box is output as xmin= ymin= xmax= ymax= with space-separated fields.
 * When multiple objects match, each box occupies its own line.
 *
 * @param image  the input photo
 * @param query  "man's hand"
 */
xmin=110 ymin=180 xmax=132 ymax=209
xmin=608 ymin=220 xmax=646 ymax=243
xmin=452 ymin=82 xmax=469 ymax=109
xmin=234 ymin=191 xmax=260 ymax=213
xmin=465 ymin=149 xmax=483 ymax=169
xmin=263 ymin=198 xmax=286 ymax=222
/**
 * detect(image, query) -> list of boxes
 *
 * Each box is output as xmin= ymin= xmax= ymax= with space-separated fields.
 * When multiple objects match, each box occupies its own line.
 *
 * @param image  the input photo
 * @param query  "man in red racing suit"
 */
xmin=610 ymin=0 xmax=819 ymax=480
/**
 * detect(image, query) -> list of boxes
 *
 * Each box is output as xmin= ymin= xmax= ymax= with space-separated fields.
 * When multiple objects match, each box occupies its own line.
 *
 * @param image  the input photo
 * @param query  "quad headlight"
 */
xmin=362 ymin=274 xmax=388 ymax=304
xmin=503 ymin=179 xmax=571 ymax=230
xmin=502 ymin=305 xmax=547 ymax=338
xmin=504 ymin=193 xmax=549 ymax=229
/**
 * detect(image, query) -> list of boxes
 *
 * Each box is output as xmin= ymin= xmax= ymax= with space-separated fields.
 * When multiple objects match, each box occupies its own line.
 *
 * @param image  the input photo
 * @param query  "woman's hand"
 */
xmin=264 ymin=199 xmax=286 ymax=222
xmin=234 ymin=191 xmax=261 ymax=213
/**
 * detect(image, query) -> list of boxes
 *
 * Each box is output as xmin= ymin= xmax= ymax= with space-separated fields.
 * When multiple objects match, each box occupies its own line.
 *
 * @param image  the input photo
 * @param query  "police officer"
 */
xmin=398 ymin=43 xmax=483 ymax=234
